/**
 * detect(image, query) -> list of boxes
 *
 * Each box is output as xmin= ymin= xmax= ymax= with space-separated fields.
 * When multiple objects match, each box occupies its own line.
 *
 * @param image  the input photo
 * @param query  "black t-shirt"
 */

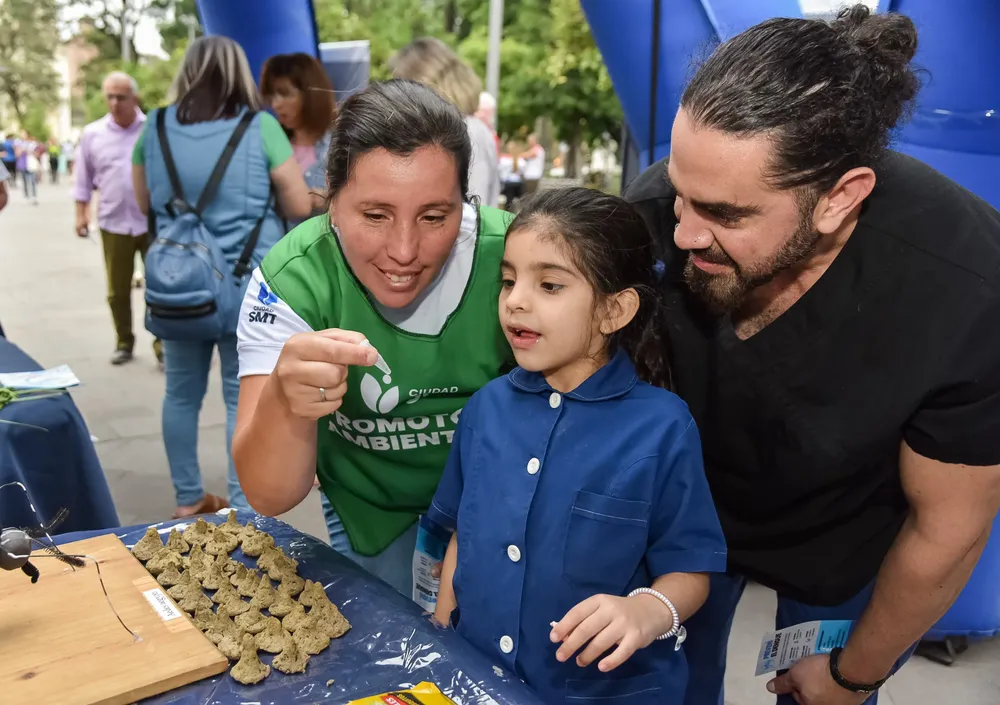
xmin=626 ymin=152 xmax=1000 ymax=605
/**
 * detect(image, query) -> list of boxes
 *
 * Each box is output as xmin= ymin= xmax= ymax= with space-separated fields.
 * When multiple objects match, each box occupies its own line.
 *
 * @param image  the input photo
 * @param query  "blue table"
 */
xmin=59 ymin=512 xmax=544 ymax=705
xmin=0 ymin=337 xmax=119 ymax=533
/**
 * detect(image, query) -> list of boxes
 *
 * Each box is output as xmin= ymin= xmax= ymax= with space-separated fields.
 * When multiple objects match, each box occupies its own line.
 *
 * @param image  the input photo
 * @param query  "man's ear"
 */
xmin=813 ymin=167 xmax=876 ymax=235
xmin=600 ymin=288 xmax=640 ymax=336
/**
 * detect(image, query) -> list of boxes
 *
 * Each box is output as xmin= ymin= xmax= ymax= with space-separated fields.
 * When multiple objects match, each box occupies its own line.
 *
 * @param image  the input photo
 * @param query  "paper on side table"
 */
xmin=0 ymin=365 xmax=80 ymax=390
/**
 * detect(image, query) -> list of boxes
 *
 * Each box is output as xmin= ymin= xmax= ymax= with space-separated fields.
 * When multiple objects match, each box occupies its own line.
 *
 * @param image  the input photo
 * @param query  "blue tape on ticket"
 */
xmin=756 ymin=620 xmax=853 ymax=676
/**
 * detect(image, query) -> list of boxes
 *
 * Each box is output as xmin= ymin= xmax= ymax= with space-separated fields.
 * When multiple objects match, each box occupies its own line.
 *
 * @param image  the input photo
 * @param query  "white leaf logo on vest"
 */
xmin=360 ymin=353 xmax=398 ymax=414
xmin=329 ymin=349 xmax=463 ymax=452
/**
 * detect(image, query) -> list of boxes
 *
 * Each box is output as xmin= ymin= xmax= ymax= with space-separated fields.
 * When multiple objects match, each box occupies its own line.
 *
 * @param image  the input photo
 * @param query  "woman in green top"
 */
xmin=233 ymin=80 xmax=513 ymax=595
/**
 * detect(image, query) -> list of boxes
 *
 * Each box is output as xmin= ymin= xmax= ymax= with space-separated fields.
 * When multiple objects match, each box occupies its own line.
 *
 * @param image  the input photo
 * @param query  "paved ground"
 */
xmin=2 ymin=182 xmax=997 ymax=703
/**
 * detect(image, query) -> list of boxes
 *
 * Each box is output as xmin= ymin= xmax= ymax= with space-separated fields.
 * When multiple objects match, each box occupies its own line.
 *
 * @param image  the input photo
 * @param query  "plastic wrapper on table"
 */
xmin=57 ymin=511 xmax=544 ymax=705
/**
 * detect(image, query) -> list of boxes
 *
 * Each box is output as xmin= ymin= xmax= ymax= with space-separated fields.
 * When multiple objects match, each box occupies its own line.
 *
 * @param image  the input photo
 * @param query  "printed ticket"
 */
xmin=412 ymin=517 xmax=448 ymax=612
xmin=755 ymin=620 xmax=852 ymax=676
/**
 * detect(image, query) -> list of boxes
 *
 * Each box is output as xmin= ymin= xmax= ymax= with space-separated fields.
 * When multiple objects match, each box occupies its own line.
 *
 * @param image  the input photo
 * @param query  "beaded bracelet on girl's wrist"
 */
xmin=628 ymin=587 xmax=688 ymax=651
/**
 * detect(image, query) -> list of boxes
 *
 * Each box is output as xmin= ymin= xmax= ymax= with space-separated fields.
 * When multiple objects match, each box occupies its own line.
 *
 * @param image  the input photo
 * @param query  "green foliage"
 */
xmin=148 ymin=0 xmax=201 ymax=56
xmin=315 ymin=0 xmax=453 ymax=81
xmin=0 ymin=0 xmax=61 ymax=125
xmin=544 ymin=0 xmax=621 ymax=145
xmin=314 ymin=0 xmax=619 ymax=173
xmin=23 ymin=103 xmax=52 ymax=142
xmin=73 ymin=0 xmax=188 ymax=123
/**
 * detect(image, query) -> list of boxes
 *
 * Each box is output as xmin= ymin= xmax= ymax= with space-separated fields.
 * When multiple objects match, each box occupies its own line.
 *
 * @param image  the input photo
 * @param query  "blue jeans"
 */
xmin=683 ymin=572 xmax=916 ymax=705
xmin=322 ymin=493 xmax=417 ymax=597
xmin=161 ymin=335 xmax=248 ymax=510
xmin=22 ymin=170 xmax=36 ymax=199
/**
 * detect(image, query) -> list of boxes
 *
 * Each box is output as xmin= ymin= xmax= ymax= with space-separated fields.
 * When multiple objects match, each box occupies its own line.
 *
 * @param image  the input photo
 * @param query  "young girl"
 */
xmin=428 ymin=187 xmax=727 ymax=703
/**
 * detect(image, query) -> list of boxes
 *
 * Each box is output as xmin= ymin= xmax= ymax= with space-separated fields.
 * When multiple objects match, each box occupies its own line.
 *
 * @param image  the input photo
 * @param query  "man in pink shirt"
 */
xmin=74 ymin=71 xmax=161 ymax=366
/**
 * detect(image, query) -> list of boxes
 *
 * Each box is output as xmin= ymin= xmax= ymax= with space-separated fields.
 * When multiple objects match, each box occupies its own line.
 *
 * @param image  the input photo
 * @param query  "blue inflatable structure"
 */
xmin=195 ymin=0 xmax=320 ymax=83
xmin=884 ymin=0 xmax=1000 ymax=646
xmin=885 ymin=0 xmax=1000 ymax=208
xmin=580 ymin=0 xmax=802 ymax=170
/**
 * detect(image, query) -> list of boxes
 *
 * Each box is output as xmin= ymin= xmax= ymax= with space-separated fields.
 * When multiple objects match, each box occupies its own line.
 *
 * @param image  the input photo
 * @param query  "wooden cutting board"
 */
xmin=0 ymin=533 xmax=229 ymax=705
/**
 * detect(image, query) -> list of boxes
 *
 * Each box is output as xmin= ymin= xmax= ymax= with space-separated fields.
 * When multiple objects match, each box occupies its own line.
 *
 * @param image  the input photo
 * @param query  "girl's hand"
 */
xmin=550 ymin=593 xmax=675 ymax=672
xmin=273 ymin=329 xmax=378 ymax=420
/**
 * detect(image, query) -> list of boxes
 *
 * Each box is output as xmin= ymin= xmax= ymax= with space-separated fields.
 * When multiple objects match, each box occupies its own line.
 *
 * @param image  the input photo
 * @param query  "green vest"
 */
xmin=260 ymin=207 xmax=514 ymax=555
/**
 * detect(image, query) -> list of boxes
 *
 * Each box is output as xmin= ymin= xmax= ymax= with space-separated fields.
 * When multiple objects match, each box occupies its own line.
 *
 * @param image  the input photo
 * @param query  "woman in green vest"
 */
xmin=233 ymin=79 xmax=514 ymax=595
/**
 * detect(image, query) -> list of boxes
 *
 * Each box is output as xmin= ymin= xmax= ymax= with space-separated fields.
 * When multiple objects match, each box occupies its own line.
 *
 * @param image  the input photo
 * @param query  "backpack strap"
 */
xmin=155 ymin=107 xmax=271 ymax=281
xmin=232 ymin=187 xmax=275 ymax=280
xmin=155 ymin=109 xmax=187 ymax=214
xmin=194 ymin=110 xmax=257 ymax=215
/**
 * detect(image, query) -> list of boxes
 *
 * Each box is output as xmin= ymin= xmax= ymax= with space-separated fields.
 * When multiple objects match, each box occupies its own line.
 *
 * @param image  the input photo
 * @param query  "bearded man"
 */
xmin=627 ymin=6 xmax=1000 ymax=705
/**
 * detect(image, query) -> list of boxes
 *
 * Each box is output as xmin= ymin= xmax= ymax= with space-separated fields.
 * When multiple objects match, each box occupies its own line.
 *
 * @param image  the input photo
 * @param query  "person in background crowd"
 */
xmin=0 ymin=133 xmax=16 ymax=189
xmin=260 ymin=52 xmax=337 ymax=220
xmin=48 ymin=139 xmax=61 ymax=184
xmin=626 ymin=7 xmax=1000 ymax=704
xmin=498 ymin=141 xmax=523 ymax=211
xmin=133 ymin=36 xmax=310 ymax=518
xmin=0 ymin=160 xmax=9 ymax=213
xmin=391 ymin=37 xmax=500 ymax=208
xmin=17 ymin=132 xmax=38 ymax=205
xmin=62 ymin=137 xmax=76 ymax=175
xmin=475 ymin=90 xmax=500 ymax=155
xmin=0 ymin=160 xmax=6 ymax=336
xmin=33 ymin=140 xmax=48 ymax=183
xmin=74 ymin=71 xmax=160 ymax=367
xmin=519 ymin=133 xmax=545 ymax=196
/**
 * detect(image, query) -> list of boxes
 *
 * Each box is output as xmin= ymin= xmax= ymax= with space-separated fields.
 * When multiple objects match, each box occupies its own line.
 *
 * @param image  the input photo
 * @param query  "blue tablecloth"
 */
xmin=0 ymin=337 xmax=119 ymax=533
xmin=59 ymin=512 xmax=544 ymax=705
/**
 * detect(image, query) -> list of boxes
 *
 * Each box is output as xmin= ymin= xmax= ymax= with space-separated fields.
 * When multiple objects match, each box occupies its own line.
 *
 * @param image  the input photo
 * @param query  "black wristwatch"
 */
xmin=828 ymin=647 xmax=890 ymax=694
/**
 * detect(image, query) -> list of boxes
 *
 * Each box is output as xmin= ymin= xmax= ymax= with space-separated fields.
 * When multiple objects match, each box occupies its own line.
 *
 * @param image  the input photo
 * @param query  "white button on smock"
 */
xmin=500 ymin=635 xmax=514 ymax=654
xmin=507 ymin=545 xmax=522 ymax=562
xmin=527 ymin=457 xmax=540 ymax=474
xmin=549 ymin=392 xmax=561 ymax=408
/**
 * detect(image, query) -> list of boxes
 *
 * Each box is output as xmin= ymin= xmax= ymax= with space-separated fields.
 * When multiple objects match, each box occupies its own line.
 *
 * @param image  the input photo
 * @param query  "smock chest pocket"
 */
xmin=563 ymin=491 xmax=650 ymax=593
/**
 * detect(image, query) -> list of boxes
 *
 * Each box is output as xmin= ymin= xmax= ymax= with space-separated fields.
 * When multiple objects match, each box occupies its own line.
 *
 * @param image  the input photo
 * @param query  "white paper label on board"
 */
xmin=143 ymin=587 xmax=183 ymax=621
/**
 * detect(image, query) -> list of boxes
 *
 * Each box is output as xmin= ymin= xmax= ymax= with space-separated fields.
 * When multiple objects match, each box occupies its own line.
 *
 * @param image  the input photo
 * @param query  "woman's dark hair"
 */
xmin=681 ymin=4 xmax=920 ymax=192
xmin=508 ymin=187 xmax=672 ymax=389
xmin=260 ymin=53 xmax=337 ymax=137
xmin=325 ymin=79 xmax=471 ymax=202
xmin=171 ymin=36 xmax=263 ymax=124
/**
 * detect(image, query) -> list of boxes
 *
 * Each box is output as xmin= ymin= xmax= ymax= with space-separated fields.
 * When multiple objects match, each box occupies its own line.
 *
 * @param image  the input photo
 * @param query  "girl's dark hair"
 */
xmin=508 ymin=187 xmax=672 ymax=389
xmin=325 ymin=79 xmax=471 ymax=202
xmin=681 ymin=4 xmax=920 ymax=192
xmin=260 ymin=53 xmax=337 ymax=137
xmin=172 ymin=36 xmax=263 ymax=124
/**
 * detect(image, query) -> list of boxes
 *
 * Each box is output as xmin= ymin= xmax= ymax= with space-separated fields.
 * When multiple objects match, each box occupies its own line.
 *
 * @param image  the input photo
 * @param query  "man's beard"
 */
xmin=683 ymin=214 xmax=821 ymax=316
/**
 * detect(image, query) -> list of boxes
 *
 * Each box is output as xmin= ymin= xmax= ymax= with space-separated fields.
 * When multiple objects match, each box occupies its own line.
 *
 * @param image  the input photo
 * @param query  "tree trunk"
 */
xmin=566 ymin=121 xmax=582 ymax=179
xmin=444 ymin=0 xmax=457 ymax=34
xmin=5 ymin=88 xmax=25 ymax=126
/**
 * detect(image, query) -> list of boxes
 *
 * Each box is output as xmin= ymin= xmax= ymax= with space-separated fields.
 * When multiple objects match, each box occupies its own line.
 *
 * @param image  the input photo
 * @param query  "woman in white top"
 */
xmin=520 ymin=132 xmax=545 ymax=195
xmin=391 ymin=37 xmax=500 ymax=208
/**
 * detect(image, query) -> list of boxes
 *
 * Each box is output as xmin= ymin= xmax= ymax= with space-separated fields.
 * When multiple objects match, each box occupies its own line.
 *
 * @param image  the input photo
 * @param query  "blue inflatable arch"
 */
xmin=195 ymin=0 xmax=320 ymax=83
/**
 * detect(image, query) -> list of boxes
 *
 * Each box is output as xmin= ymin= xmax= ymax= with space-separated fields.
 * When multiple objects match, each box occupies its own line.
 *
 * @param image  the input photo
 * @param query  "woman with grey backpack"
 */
xmin=132 ymin=36 xmax=311 ymax=518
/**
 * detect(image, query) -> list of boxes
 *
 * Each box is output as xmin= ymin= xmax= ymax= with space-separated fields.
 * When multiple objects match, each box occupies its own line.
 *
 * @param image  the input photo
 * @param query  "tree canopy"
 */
xmin=0 ymin=0 xmax=61 ymax=130
xmin=63 ymin=0 xmax=621 ymax=173
xmin=315 ymin=0 xmax=621 ymax=170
